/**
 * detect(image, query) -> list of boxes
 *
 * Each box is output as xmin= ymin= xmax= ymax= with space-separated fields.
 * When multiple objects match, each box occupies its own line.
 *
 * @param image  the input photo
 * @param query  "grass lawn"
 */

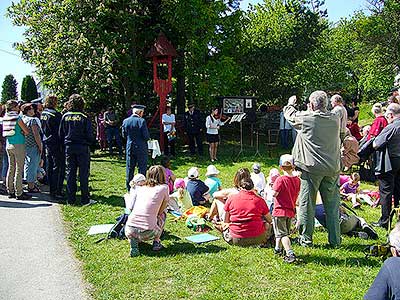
xmin=61 ymin=138 xmax=389 ymax=300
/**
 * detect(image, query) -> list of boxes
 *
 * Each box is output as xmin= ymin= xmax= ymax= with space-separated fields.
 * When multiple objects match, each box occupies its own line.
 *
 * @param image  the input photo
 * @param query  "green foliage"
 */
xmin=21 ymin=75 xmax=38 ymax=102
xmin=1 ymin=74 xmax=18 ymax=102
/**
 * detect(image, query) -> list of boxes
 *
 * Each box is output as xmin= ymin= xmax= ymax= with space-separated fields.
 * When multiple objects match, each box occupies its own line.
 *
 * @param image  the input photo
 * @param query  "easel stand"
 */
xmin=254 ymin=128 xmax=261 ymax=158
xmin=230 ymin=113 xmax=247 ymax=161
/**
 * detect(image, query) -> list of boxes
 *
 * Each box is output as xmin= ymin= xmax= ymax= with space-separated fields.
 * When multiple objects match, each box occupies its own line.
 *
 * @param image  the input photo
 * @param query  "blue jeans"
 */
xmin=24 ymin=146 xmax=41 ymax=183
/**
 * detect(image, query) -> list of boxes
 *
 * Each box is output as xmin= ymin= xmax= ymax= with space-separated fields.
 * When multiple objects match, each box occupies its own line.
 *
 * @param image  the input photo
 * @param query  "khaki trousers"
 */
xmin=6 ymin=144 xmax=26 ymax=196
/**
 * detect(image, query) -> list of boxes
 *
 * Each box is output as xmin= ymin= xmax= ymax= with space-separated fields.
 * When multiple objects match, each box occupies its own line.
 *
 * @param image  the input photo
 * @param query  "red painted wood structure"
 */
xmin=146 ymin=32 xmax=177 ymax=151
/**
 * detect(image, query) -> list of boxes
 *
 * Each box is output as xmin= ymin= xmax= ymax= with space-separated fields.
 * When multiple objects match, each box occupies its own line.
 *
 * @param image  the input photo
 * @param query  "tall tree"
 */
xmin=1 ymin=74 xmax=18 ymax=102
xmin=21 ymin=75 xmax=38 ymax=102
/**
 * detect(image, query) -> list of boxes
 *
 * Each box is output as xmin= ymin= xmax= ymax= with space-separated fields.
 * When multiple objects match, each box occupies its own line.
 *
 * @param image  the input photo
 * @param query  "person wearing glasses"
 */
xmin=364 ymin=222 xmax=400 ymax=300
xmin=372 ymin=103 xmax=400 ymax=229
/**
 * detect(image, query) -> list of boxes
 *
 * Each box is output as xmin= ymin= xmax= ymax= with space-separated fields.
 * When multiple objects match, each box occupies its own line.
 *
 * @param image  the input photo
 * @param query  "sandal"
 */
xmin=28 ymin=187 xmax=41 ymax=193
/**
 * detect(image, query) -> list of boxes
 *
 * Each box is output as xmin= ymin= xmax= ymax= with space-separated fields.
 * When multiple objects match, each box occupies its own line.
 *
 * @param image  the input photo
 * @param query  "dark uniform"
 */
xmin=122 ymin=112 xmax=149 ymax=191
xmin=184 ymin=108 xmax=203 ymax=155
xmin=59 ymin=111 xmax=94 ymax=204
xmin=41 ymin=108 xmax=65 ymax=197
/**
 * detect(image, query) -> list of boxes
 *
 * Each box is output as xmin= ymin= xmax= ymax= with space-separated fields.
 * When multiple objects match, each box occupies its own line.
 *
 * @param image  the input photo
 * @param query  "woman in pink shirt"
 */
xmin=125 ymin=165 xmax=169 ymax=257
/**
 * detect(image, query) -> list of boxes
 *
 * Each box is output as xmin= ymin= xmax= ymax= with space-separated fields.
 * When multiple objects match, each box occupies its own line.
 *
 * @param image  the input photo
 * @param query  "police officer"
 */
xmin=183 ymin=103 xmax=203 ymax=155
xmin=41 ymin=95 xmax=65 ymax=199
xmin=59 ymin=94 xmax=95 ymax=205
xmin=122 ymin=104 xmax=149 ymax=191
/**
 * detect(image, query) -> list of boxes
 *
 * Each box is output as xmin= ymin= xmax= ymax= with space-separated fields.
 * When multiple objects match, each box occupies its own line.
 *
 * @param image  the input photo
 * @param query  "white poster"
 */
xmin=245 ymin=99 xmax=252 ymax=108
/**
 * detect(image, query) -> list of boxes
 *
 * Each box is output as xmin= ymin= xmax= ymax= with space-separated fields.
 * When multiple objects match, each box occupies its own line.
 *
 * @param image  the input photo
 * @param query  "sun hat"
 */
xmin=174 ymin=178 xmax=186 ymax=189
xmin=205 ymin=165 xmax=220 ymax=176
xmin=252 ymin=163 xmax=261 ymax=171
xmin=188 ymin=167 xmax=199 ymax=179
xmin=279 ymin=154 xmax=294 ymax=167
xmin=132 ymin=173 xmax=146 ymax=183
xmin=268 ymin=168 xmax=280 ymax=185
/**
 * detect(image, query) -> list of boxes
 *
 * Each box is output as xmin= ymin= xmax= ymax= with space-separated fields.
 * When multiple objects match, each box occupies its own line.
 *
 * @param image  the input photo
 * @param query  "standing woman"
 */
xmin=161 ymin=106 xmax=176 ymax=156
xmin=205 ymin=107 xmax=229 ymax=162
xmin=21 ymin=103 xmax=42 ymax=193
xmin=125 ymin=165 xmax=169 ymax=257
xmin=95 ymin=108 xmax=107 ymax=151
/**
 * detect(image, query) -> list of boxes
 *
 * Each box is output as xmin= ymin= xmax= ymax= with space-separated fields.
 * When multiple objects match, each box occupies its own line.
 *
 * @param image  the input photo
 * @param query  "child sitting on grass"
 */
xmin=250 ymin=163 xmax=266 ymax=197
xmin=340 ymin=172 xmax=361 ymax=209
xmin=204 ymin=165 xmax=222 ymax=199
xmin=186 ymin=167 xmax=210 ymax=206
xmin=124 ymin=173 xmax=146 ymax=213
xmin=272 ymin=154 xmax=300 ymax=263
xmin=169 ymin=178 xmax=193 ymax=213
xmin=161 ymin=156 xmax=176 ymax=194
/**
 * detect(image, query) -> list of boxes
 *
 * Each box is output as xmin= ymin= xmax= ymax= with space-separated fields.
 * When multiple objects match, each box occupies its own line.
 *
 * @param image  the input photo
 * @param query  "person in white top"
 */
xmin=205 ymin=107 xmax=230 ymax=162
xmin=250 ymin=163 xmax=266 ymax=197
xmin=161 ymin=106 xmax=176 ymax=156
xmin=330 ymin=94 xmax=348 ymax=141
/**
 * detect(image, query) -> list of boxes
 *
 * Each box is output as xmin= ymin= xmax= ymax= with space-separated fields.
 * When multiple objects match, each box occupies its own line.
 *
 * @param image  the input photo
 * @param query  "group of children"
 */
xmin=124 ymin=154 xmax=377 ymax=263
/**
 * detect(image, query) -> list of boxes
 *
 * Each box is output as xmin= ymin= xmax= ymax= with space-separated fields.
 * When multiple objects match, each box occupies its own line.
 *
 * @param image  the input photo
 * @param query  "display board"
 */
xmin=218 ymin=96 xmax=257 ymax=122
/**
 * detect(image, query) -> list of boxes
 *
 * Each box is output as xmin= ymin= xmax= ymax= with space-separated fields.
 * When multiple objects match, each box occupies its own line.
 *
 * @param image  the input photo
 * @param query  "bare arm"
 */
xmin=18 ymin=119 xmax=29 ymax=135
xmin=32 ymin=124 xmax=43 ymax=153
xmin=263 ymin=213 xmax=272 ymax=224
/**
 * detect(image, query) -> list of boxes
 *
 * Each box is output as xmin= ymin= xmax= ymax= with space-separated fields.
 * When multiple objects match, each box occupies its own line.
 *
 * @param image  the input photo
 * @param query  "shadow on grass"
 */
xmin=92 ymin=194 xmax=125 ymax=207
xmin=299 ymin=253 xmax=382 ymax=267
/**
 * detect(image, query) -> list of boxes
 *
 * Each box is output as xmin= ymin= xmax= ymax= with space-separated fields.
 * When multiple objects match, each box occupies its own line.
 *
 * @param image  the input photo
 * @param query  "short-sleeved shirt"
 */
xmin=7 ymin=117 xmax=25 ymax=145
xmin=23 ymin=117 xmax=39 ymax=148
xmin=186 ymin=179 xmax=209 ymax=206
xmin=341 ymin=181 xmax=359 ymax=194
xmin=272 ymin=175 xmax=301 ymax=218
xmin=224 ymin=190 xmax=269 ymax=238
xmin=204 ymin=176 xmax=222 ymax=197
xmin=368 ymin=116 xmax=388 ymax=140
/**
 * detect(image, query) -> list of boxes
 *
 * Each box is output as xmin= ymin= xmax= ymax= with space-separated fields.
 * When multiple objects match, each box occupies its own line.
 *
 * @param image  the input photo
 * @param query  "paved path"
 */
xmin=0 ymin=193 xmax=91 ymax=300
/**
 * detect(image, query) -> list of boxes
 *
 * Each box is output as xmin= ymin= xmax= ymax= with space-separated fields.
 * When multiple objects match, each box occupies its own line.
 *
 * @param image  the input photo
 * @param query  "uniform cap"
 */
xmin=132 ymin=104 xmax=146 ymax=110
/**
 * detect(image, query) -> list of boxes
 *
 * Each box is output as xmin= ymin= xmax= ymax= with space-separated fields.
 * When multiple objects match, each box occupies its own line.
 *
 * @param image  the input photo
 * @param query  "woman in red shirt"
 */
xmin=367 ymin=103 xmax=388 ymax=141
xmin=222 ymin=177 xmax=272 ymax=247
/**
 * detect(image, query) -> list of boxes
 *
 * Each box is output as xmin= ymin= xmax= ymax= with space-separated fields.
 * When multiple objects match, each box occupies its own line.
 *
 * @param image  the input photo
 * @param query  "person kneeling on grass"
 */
xmin=272 ymin=154 xmax=301 ymax=263
xmin=218 ymin=177 xmax=273 ymax=247
xmin=125 ymin=165 xmax=169 ymax=257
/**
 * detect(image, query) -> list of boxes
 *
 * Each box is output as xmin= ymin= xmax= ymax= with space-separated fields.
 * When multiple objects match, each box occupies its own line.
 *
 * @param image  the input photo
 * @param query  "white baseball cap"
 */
xmin=279 ymin=154 xmax=294 ymax=167
xmin=132 ymin=173 xmax=146 ymax=183
xmin=188 ymin=167 xmax=199 ymax=179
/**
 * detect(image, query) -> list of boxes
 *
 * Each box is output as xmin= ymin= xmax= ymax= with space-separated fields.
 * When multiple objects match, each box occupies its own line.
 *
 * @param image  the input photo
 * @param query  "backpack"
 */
xmin=95 ymin=213 xmax=128 ymax=243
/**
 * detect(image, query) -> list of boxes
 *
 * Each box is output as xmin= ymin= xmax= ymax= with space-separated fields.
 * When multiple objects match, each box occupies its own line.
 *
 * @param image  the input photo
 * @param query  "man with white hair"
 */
xmin=364 ymin=222 xmax=400 ymax=300
xmin=283 ymin=91 xmax=341 ymax=247
xmin=372 ymin=103 xmax=400 ymax=229
xmin=122 ymin=104 xmax=150 ymax=191
xmin=330 ymin=94 xmax=348 ymax=141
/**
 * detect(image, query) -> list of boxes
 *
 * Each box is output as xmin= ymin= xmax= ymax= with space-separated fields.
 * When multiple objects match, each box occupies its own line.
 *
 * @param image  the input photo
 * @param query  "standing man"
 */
xmin=372 ymin=103 xmax=400 ymax=229
xmin=284 ymin=91 xmax=341 ymax=247
xmin=59 ymin=94 xmax=95 ymax=206
xmin=104 ymin=106 xmax=123 ymax=159
xmin=330 ymin=94 xmax=348 ymax=141
xmin=183 ymin=103 xmax=203 ymax=156
xmin=122 ymin=104 xmax=149 ymax=191
xmin=40 ymin=95 xmax=65 ymax=200
xmin=279 ymin=111 xmax=291 ymax=149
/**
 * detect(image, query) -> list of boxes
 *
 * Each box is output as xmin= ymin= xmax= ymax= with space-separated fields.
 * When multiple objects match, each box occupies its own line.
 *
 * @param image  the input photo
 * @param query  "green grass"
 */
xmin=61 ymin=143 xmax=387 ymax=300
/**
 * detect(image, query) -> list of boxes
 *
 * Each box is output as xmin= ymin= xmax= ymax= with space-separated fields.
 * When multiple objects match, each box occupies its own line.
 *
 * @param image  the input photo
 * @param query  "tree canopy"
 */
xmin=21 ymin=75 xmax=38 ymax=102
xmin=1 ymin=74 xmax=18 ymax=103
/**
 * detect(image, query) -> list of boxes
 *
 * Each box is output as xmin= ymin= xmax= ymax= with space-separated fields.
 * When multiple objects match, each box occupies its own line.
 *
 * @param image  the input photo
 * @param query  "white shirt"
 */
xmin=162 ymin=113 xmax=175 ymax=133
xmin=251 ymin=172 xmax=266 ymax=194
xmin=206 ymin=115 xmax=224 ymax=135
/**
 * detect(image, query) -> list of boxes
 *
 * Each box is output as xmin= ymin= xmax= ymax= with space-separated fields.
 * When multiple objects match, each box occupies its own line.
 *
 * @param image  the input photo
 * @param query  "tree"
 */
xmin=1 ymin=74 xmax=18 ymax=102
xmin=21 ymin=75 xmax=38 ymax=102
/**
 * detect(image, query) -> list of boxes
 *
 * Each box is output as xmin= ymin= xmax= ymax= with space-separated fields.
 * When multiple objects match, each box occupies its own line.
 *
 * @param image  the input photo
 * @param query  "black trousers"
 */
xmin=187 ymin=132 xmax=203 ymax=155
xmin=163 ymin=132 xmax=176 ymax=156
xmin=378 ymin=162 xmax=400 ymax=224
xmin=45 ymin=144 xmax=65 ymax=196
xmin=65 ymin=146 xmax=90 ymax=205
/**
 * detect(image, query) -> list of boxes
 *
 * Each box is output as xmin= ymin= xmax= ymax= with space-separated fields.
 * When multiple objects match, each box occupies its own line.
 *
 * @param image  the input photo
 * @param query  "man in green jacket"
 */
xmin=283 ymin=90 xmax=341 ymax=247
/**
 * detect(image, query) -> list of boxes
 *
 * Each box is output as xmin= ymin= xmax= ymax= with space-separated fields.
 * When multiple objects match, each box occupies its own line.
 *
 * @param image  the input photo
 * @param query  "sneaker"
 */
xmin=8 ymin=193 xmax=16 ymax=199
xmin=274 ymin=248 xmax=284 ymax=256
xmin=362 ymin=224 xmax=379 ymax=240
xmin=283 ymin=253 xmax=296 ymax=263
xmin=82 ymin=199 xmax=97 ymax=206
xmin=152 ymin=241 xmax=164 ymax=251
xmin=16 ymin=193 xmax=32 ymax=200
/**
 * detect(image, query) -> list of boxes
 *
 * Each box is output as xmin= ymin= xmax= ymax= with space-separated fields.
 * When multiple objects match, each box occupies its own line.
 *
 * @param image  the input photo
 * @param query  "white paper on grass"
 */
xmin=88 ymin=224 xmax=114 ymax=235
